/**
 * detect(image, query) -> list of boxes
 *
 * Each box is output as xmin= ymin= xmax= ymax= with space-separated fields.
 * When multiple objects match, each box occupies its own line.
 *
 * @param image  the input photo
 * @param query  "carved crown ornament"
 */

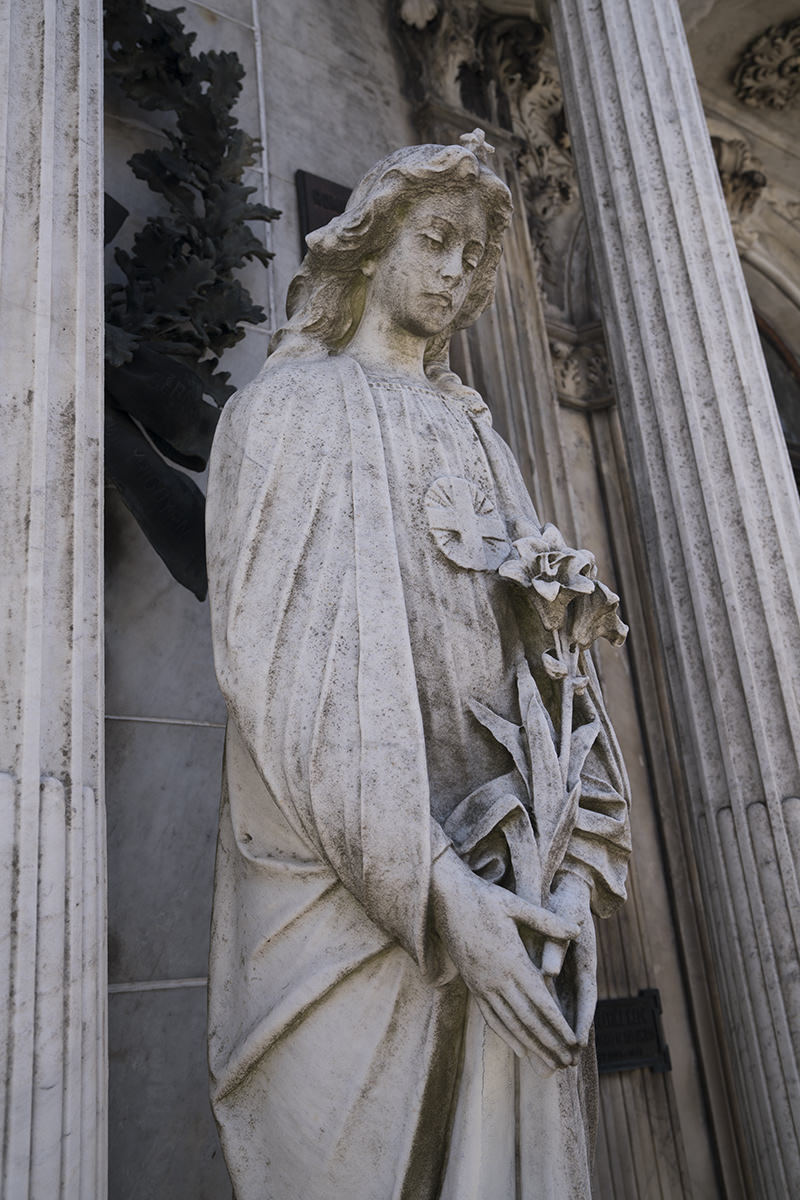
xmin=733 ymin=19 xmax=800 ymax=110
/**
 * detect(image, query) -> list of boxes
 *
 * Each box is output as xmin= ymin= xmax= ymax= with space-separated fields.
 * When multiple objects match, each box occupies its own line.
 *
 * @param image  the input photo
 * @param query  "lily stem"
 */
xmin=558 ymin=632 xmax=578 ymax=789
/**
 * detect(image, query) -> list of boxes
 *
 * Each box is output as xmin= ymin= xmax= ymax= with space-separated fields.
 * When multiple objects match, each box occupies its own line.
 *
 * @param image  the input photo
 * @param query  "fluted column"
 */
xmin=0 ymin=0 xmax=106 ymax=1196
xmin=548 ymin=0 xmax=800 ymax=1191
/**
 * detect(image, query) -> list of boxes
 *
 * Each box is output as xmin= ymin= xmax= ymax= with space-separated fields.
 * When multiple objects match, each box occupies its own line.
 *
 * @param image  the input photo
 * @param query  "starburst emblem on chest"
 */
xmin=424 ymin=475 xmax=510 ymax=571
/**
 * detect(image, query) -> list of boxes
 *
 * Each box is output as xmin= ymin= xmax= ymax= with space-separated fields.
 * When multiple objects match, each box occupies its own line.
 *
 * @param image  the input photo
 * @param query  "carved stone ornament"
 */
xmin=393 ymin=3 xmax=576 ymax=254
xmin=711 ymin=134 xmax=767 ymax=252
xmin=767 ymin=192 xmax=800 ymax=230
xmin=205 ymin=134 xmax=630 ymax=1200
xmin=399 ymin=0 xmax=438 ymax=30
xmin=549 ymin=335 xmax=615 ymax=409
xmin=733 ymin=19 xmax=800 ymax=110
xmin=391 ymin=0 xmax=595 ymax=338
xmin=516 ymin=64 xmax=576 ymax=257
xmin=424 ymin=475 xmax=511 ymax=569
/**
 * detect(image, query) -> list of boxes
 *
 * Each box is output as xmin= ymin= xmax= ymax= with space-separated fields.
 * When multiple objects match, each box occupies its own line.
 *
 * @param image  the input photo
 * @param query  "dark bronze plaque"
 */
xmin=295 ymin=170 xmax=352 ymax=254
xmin=594 ymin=988 xmax=671 ymax=1074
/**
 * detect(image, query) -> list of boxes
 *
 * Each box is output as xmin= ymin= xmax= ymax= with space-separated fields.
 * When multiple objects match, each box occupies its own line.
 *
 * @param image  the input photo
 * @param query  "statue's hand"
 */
xmin=549 ymin=870 xmax=592 ymax=930
xmin=548 ymin=871 xmax=597 ymax=1047
xmin=571 ymin=916 xmax=598 ymax=1047
xmin=431 ymin=848 xmax=579 ymax=1070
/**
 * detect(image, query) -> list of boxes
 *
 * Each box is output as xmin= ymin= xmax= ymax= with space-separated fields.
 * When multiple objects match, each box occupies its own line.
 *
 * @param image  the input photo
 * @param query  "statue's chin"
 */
xmin=398 ymin=309 xmax=454 ymax=341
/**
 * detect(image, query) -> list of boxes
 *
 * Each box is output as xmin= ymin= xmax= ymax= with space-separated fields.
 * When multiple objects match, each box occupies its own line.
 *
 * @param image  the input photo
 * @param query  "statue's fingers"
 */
xmin=572 ymin=926 xmax=598 ymax=1045
xmin=502 ymin=892 xmax=578 ymax=942
xmin=574 ymin=995 xmax=596 ymax=1048
xmin=474 ymin=997 xmax=539 ymax=1064
xmin=573 ymin=973 xmax=597 ymax=1046
xmin=505 ymin=979 xmax=578 ymax=1060
xmin=572 ymin=966 xmax=597 ymax=1046
xmin=489 ymin=992 xmax=570 ymax=1069
xmin=492 ymin=984 xmax=573 ymax=1062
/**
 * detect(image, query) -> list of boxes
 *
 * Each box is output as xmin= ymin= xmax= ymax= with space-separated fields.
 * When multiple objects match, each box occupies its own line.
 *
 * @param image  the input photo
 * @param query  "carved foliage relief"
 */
xmin=392 ymin=1 xmax=605 ymax=407
xmin=549 ymin=339 xmax=614 ymax=411
xmin=392 ymin=2 xmax=578 ymax=271
xmin=733 ymin=19 xmax=800 ymax=111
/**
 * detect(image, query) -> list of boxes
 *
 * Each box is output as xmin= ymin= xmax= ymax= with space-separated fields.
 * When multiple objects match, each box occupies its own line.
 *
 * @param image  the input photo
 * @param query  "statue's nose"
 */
xmin=439 ymin=245 xmax=464 ymax=282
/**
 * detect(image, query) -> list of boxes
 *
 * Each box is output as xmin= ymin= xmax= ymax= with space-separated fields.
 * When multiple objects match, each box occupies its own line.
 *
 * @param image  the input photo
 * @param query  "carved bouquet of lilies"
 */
xmin=477 ymin=524 xmax=628 ymax=976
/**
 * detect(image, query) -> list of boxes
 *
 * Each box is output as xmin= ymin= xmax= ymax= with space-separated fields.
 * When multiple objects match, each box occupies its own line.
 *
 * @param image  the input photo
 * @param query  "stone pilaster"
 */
xmin=0 ymin=0 xmax=106 ymax=1196
xmin=549 ymin=0 xmax=800 ymax=1190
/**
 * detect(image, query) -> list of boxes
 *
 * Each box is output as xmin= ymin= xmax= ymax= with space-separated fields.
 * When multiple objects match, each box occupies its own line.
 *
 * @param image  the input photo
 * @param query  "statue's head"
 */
xmin=269 ymin=131 xmax=513 ymax=382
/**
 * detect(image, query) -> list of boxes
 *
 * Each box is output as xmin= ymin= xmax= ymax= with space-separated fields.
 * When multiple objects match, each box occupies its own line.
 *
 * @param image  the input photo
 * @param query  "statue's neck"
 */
xmin=345 ymin=311 xmax=428 ymax=384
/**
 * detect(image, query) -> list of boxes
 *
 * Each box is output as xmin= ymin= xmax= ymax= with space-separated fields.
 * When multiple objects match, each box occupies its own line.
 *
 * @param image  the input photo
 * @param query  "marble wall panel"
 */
xmin=180 ymin=2 xmax=262 ymax=135
xmin=258 ymin=0 xmax=416 ymax=308
xmin=105 ymin=489 xmax=226 ymax=725
xmin=106 ymin=718 xmax=224 ymax=984
xmin=216 ymin=325 xmax=272 ymax=385
xmin=186 ymin=0 xmax=254 ymax=29
xmin=103 ymin=115 xmax=167 ymax=265
xmin=109 ymin=985 xmax=232 ymax=1199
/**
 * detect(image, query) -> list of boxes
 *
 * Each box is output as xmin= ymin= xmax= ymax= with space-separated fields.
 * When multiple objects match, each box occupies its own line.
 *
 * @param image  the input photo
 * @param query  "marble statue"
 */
xmin=206 ymin=130 xmax=631 ymax=1200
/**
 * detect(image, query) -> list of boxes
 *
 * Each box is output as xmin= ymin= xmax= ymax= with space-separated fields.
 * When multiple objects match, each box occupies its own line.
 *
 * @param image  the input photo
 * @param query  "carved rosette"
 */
xmin=424 ymin=475 xmax=510 ymax=570
xmin=733 ymin=19 xmax=800 ymax=110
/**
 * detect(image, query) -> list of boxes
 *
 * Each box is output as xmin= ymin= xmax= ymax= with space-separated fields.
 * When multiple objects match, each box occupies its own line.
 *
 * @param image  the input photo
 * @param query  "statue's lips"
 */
xmin=425 ymin=292 xmax=455 ymax=308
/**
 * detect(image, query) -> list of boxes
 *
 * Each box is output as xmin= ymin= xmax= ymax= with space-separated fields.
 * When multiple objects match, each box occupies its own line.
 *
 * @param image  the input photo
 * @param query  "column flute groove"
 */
xmin=548 ymin=0 xmax=800 ymax=1189
xmin=0 ymin=0 xmax=106 ymax=1196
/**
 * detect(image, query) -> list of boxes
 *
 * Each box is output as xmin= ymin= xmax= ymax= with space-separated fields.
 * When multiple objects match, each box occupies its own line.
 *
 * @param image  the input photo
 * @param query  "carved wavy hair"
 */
xmin=268 ymin=139 xmax=513 ymax=387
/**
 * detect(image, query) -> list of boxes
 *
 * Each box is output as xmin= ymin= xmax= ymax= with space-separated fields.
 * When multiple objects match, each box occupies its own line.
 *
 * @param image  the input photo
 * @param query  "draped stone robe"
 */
xmin=205 ymin=354 xmax=630 ymax=1200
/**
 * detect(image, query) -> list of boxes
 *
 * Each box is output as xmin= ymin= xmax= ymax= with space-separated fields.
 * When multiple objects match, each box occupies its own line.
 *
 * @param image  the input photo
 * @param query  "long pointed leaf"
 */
xmin=567 ymin=719 xmax=600 ymax=793
xmin=523 ymin=685 xmax=565 ymax=852
xmin=469 ymin=699 xmax=530 ymax=794
xmin=106 ymin=347 xmax=219 ymax=463
xmin=105 ymin=406 xmax=208 ymax=600
xmin=541 ymin=781 xmax=582 ymax=894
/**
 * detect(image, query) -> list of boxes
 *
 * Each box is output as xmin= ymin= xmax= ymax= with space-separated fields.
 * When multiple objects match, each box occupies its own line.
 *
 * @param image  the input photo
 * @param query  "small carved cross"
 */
xmin=460 ymin=128 xmax=495 ymax=163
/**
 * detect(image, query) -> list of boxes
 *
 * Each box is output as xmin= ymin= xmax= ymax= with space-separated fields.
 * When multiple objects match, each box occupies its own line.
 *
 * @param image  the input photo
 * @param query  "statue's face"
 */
xmin=366 ymin=189 xmax=488 ymax=340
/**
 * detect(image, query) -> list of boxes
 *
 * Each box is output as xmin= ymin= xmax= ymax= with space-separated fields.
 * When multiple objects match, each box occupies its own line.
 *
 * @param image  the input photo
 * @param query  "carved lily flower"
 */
xmin=498 ymin=524 xmax=596 ymax=631
xmin=570 ymin=580 xmax=629 ymax=649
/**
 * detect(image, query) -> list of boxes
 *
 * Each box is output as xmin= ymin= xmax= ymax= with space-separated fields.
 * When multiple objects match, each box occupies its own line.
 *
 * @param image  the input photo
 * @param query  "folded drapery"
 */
xmin=205 ymin=354 xmax=630 ymax=1198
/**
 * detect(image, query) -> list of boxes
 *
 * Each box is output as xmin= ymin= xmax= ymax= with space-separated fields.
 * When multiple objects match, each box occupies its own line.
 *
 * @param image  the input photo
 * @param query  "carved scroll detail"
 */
xmin=393 ymin=3 xmax=581 ymax=280
xmin=711 ymin=135 xmax=767 ymax=251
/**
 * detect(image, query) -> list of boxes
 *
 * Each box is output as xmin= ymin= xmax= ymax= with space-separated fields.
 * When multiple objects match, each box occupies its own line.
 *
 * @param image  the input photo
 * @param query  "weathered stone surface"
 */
xmin=0 ymin=0 xmax=106 ymax=1196
xmin=550 ymin=0 xmax=800 ymax=1192
xmin=206 ymin=134 xmax=631 ymax=1198
xmin=106 ymin=719 xmax=224 ymax=984
xmin=391 ymin=9 xmax=730 ymax=1193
